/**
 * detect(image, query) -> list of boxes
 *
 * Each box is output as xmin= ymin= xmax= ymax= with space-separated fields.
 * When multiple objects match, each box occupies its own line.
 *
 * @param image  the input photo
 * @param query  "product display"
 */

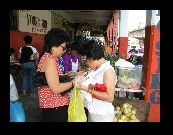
xmin=116 ymin=67 xmax=142 ymax=89
xmin=114 ymin=102 xmax=139 ymax=122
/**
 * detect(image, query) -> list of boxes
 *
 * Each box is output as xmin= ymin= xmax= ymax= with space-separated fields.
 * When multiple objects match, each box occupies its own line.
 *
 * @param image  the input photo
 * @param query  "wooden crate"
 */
xmin=112 ymin=97 xmax=150 ymax=122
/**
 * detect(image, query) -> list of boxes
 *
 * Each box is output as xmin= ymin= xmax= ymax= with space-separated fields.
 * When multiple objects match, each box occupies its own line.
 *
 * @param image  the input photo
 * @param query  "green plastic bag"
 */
xmin=68 ymin=86 xmax=87 ymax=122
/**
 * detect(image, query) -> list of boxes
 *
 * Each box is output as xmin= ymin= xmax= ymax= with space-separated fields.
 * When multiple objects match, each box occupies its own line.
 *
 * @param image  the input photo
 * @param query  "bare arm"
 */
xmin=33 ymin=53 xmax=38 ymax=67
xmin=42 ymin=57 xmax=73 ymax=94
xmin=18 ymin=52 xmax=21 ymax=60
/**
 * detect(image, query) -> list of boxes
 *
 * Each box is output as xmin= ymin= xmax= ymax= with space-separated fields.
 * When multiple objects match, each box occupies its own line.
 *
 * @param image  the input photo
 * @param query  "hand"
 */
xmin=67 ymin=72 xmax=77 ymax=77
xmin=76 ymin=71 xmax=86 ymax=76
xmin=71 ymin=72 xmax=84 ymax=86
xmin=75 ymin=83 xmax=88 ymax=92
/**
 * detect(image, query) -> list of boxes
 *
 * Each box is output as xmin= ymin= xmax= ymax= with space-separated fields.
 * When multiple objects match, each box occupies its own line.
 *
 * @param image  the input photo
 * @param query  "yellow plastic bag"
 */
xmin=68 ymin=86 xmax=87 ymax=122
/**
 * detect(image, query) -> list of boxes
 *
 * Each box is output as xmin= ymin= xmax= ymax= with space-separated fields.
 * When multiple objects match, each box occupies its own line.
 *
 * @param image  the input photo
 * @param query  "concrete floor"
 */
xmin=18 ymin=92 xmax=43 ymax=122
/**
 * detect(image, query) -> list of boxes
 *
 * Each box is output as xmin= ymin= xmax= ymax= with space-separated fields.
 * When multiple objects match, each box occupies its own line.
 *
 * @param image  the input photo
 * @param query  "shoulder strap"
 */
xmin=20 ymin=45 xmax=26 ymax=53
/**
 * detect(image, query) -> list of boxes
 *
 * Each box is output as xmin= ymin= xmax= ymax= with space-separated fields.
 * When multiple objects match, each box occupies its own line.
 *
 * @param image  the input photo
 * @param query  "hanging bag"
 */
xmin=10 ymin=101 xmax=26 ymax=122
xmin=33 ymin=71 xmax=73 ymax=96
xmin=68 ymin=86 xmax=87 ymax=122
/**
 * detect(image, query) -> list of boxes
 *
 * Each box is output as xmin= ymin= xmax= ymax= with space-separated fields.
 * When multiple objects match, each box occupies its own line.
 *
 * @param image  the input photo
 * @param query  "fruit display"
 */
xmin=116 ymin=67 xmax=142 ymax=89
xmin=113 ymin=103 xmax=139 ymax=122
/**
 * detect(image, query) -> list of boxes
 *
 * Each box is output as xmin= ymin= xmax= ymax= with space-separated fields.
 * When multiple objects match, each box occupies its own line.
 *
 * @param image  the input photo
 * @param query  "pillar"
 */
xmin=107 ymin=23 xmax=111 ymax=54
xmin=113 ymin=11 xmax=119 ymax=54
xmin=110 ymin=19 xmax=114 ymax=55
xmin=143 ymin=10 xmax=160 ymax=122
xmin=118 ymin=10 xmax=129 ymax=60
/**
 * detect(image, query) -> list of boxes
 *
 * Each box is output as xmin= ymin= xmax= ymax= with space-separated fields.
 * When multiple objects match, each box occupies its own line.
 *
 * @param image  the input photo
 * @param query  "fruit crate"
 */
xmin=112 ymin=97 xmax=150 ymax=122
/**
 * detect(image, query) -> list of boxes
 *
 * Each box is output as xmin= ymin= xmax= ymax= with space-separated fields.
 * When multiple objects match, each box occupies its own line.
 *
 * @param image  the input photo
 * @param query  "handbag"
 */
xmin=59 ymin=75 xmax=73 ymax=96
xmin=33 ymin=71 xmax=48 ymax=87
xmin=10 ymin=101 xmax=26 ymax=122
xmin=68 ymin=86 xmax=87 ymax=122
xmin=33 ymin=71 xmax=73 ymax=96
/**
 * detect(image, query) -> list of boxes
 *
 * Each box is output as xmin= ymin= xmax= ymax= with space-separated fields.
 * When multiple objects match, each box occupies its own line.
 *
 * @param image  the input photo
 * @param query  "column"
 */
xmin=143 ymin=10 xmax=160 ymax=122
xmin=118 ymin=10 xmax=129 ymax=60
xmin=113 ymin=10 xmax=119 ymax=54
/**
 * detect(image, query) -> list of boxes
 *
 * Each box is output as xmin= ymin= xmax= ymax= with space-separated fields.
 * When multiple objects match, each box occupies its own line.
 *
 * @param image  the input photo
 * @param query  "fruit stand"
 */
xmin=112 ymin=97 xmax=150 ymax=122
xmin=112 ymin=59 xmax=150 ymax=122
xmin=114 ymin=58 xmax=144 ymax=98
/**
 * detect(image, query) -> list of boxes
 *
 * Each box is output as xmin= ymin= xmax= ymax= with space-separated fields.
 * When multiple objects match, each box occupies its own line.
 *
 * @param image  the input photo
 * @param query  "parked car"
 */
xmin=138 ymin=48 xmax=144 ymax=53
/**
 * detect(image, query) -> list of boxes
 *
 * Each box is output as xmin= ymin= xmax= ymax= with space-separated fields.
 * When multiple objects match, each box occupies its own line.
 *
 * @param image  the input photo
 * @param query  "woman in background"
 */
xmin=62 ymin=41 xmax=82 ymax=77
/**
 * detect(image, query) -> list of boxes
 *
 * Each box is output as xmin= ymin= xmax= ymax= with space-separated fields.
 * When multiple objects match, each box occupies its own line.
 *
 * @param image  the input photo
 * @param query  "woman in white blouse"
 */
xmin=76 ymin=40 xmax=117 ymax=122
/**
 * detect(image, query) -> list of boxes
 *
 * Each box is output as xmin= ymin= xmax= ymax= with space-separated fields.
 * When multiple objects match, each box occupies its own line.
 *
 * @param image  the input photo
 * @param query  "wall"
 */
xmin=143 ymin=10 xmax=160 ymax=122
xmin=10 ymin=31 xmax=45 ymax=61
xmin=11 ymin=10 xmax=75 ymax=61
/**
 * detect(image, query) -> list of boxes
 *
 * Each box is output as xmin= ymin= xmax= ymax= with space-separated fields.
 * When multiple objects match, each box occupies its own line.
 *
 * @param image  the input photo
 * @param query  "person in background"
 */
xmin=10 ymin=48 xmax=21 ymax=77
xmin=10 ymin=48 xmax=18 ymax=74
xmin=128 ymin=46 xmax=138 ymax=54
xmin=127 ymin=54 xmax=136 ymax=64
xmin=62 ymin=41 xmax=82 ymax=77
xmin=18 ymin=35 xmax=38 ymax=96
xmin=59 ymin=57 xmax=65 ymax=73
xmin=37 ymin=28 xmax=81 ymax=122
xmin=76 ymin=40 xmax=117 ymax=122
xmin=135 ymin=56 xmax=143 ymax=66
xmin=10 ymin=48 xmax=17 ymax=63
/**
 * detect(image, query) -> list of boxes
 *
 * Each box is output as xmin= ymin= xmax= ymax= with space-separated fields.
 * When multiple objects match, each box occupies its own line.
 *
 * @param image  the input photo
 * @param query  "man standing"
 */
xmin=18 ymin=35 xmax=38 ymax=96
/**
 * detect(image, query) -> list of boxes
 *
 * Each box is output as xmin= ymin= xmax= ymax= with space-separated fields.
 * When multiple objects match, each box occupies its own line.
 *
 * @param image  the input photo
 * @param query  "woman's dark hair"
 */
xmin=40 ymin=28 xmax=71 ymax=57
xmin=79 ymin=40 xmax=104 ymax=60
xmin=24 ymin=35 xmax=32 ymax=44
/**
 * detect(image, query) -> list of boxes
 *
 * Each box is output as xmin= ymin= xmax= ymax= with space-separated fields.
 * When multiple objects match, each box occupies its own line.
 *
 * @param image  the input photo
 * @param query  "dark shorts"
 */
xmin=42 ymin=105 xmax=89 ymax=122
xmin=84 ymin=107 xmax=89 ymax=122
xmin=42 ymin=105 xmax=68 ymax=122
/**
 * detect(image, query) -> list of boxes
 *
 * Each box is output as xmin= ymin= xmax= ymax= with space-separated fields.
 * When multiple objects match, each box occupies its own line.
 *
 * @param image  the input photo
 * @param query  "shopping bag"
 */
xmin=68 ymin=86 xmax=87 ymax=122
xmin=10 ymin=101 xmax=26 ymax=122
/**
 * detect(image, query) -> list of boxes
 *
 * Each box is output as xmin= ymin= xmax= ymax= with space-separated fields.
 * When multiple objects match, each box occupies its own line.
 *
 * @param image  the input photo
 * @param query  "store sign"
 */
xmin=18 ymin=10 xmax=50 ymax=34
xmin=27 ymin=14 xmax=47 ymax=33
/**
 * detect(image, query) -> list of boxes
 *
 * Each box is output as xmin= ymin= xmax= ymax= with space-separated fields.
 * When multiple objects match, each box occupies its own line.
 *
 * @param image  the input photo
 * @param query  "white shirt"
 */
xmin=19 ymin=46 xmax=37 ymax=60
xmin=10 ymin=55 xmax=16 ymax=62
xmin=82 ymin=61 xmax=117 ymax=115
